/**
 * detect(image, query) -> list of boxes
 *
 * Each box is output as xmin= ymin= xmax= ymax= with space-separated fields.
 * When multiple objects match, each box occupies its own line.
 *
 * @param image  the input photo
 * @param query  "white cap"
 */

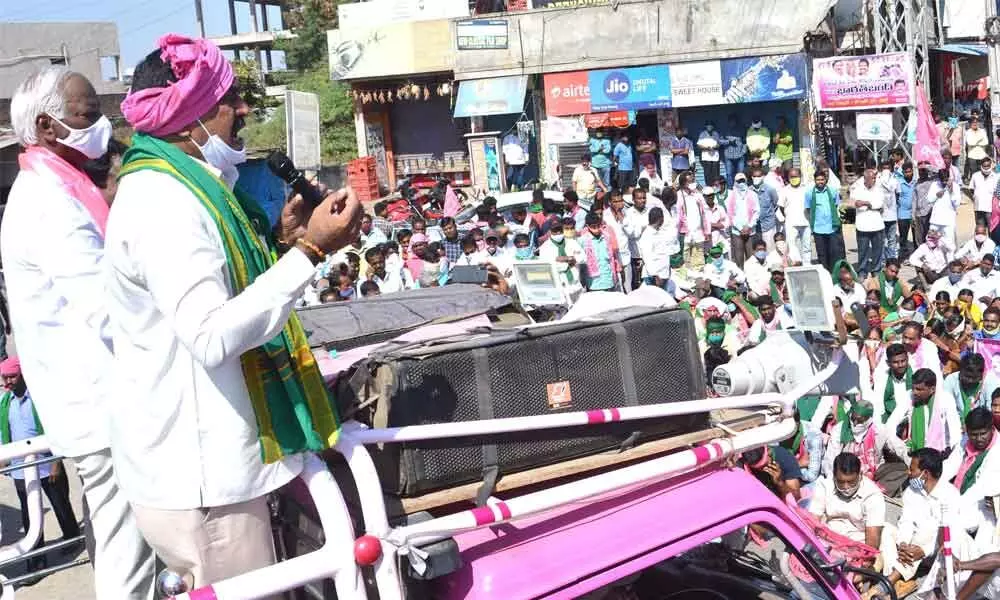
xmin=701 ymin=186 xmax=716 ymax=195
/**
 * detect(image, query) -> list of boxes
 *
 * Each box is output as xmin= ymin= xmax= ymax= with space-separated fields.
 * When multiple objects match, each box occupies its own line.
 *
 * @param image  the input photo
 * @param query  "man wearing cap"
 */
xmin=821 ymin=400 xmax=889 ymax=483
xmin=2 ymin=67 xmax=155 ymax=595
xmin=0 ymin=357 xmax=81 ymax=572
xmin=109 ymin=35 xmax=361 ymax=587
xmin=539 ymin=220 xmax=585 ymax=302
xmin=700 ymin=244 xmax=746 ymax=297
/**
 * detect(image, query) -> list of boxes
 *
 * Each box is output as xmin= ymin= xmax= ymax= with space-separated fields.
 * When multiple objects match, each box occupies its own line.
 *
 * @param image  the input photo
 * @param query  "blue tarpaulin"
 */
xmin=934 ymin=44 xmax=988 ymax=56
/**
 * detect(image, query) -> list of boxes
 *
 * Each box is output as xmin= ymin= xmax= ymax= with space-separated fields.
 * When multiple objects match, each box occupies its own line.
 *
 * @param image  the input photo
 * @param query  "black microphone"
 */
xmin=266 ymin=151 xmax=323 ymax=208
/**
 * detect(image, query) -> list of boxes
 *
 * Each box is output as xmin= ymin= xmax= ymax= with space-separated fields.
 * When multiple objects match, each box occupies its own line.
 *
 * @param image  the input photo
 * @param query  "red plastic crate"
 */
xmin=347 ymin=157 xmax=377 ymax=179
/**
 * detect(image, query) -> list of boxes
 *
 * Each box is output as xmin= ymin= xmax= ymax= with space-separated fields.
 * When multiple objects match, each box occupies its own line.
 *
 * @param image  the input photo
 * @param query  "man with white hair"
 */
xmin=0 ymin=67 xmax=155 ymax=597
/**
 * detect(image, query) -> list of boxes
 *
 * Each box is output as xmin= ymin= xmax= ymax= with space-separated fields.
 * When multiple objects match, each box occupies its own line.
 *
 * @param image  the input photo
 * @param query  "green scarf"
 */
xmin=909 ymin=394 xmax=934 ymax=452
xmin=797 ymin=395 xmax=823 ymax=423
xmin=770 ymin=280 xmax=785 ymax=304
xmin=553 ymin=239 xmax=576 ymax=284
xmin=782 ymin=422 xmax=805 ymax=454
xmin=716 ymin=189 xmax=728 ymax=210
xmin=120 ymin=134 xmax=340 ymax=464
xmin=0 ymin=391 xmax=44 ymax=445
xmin=808 ymin=186 xmax=841 ymax=232
xmin=884 ymin=367 xmax=912 ymax=425
xmin=840 ymin=401 xmax=874 ymax=444
xmin=961 ymin=445 xmax=992 ymax=493
xmin=832 ymin=259 xmax=857 ymax=285
xmin=878 ymin=272 xmax=903 ymax=312
xmin=959 ymin=383 xmax=982 ymax=421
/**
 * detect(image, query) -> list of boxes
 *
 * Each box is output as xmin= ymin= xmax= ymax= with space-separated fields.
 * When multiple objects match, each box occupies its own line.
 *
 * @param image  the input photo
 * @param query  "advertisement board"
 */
xmin=855 ymin=113 xmax=894 ymax=142
xmin=587 ymin=65 xmax=672 ymax=112
xmin=284 ymin=90 xmax=321 ymax=172
xmin=812 ymin=52 xmax=915 ymax=111
xmin=454 ymin=76 xmax=528 ymax=117
xmin=668 ymin=60 xmax=723 ymax=107
xmin=543 ymin=71 xmax=592 ymax=116
xmin=720 ymin=54 xmax=808 ymax=103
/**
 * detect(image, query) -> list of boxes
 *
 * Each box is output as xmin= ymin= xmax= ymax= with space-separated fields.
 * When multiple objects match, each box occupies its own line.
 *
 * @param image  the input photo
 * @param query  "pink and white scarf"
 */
xmin=18 ymin=146 xmax=109 ymax=237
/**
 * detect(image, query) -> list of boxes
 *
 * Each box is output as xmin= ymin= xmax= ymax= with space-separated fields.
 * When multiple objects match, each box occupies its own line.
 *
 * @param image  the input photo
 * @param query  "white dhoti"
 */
xmin=880 ymin=526 xmax=922 ymax=581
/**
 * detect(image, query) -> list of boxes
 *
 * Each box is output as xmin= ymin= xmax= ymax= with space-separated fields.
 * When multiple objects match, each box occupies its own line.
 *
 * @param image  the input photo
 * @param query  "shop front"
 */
xmin=453 ymin=74 xmax=539 ymax=193
xmin=540 ymin=53 xmax=810 ymax=191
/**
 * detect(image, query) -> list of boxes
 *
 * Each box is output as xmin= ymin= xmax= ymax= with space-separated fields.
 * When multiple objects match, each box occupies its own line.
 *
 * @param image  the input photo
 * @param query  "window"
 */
xmin=588 ymin=522 xmax=837 ymax=600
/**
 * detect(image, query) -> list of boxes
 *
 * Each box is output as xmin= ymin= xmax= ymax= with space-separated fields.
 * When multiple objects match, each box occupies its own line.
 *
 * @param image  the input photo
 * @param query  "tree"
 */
xmin=241 ymin=0 xmax=357 ymax=165
xmin=278 ymin=0 xmax=343 ymax=72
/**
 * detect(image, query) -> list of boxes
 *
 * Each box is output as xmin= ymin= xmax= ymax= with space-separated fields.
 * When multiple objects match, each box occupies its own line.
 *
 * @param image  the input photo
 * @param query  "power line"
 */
xmin=120 ymin=4 xmax=192 ymax=41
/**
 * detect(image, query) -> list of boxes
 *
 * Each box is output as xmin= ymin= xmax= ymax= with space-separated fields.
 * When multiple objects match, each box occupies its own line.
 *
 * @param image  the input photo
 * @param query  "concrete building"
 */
xmin=0 ymin=21 xmax=127 ymax=202
xmin=328 ymin=0 xmax=836 ymax=195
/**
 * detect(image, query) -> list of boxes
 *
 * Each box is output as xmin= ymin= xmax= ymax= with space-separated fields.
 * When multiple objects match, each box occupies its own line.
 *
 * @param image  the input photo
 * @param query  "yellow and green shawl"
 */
xmin=120 ymin=133 xmax=340 ymax=463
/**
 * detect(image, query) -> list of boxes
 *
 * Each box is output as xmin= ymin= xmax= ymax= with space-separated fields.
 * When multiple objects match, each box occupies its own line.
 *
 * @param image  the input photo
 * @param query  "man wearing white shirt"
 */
xmin=880 ymin=448 xmax=962 ymax=597
xmin=744 ymin=239 xmax=772 ymax=299
xmin=885 ymin=369 xmax=961 ymax=466
xmin=696 ymin=122 xmax=721 ymax=185
xmin=955 ymin=223 xmax=997 ymax=268
xmin=870 ymin=343 xmax=913 ymax=427
xmin=603 ymin=190 xmax=638 ymax=292
xmin=809 ymin=452 xmax=886 ymax=548
xmin=929 ymin=260 xmax=969 ymax=305
xmin=778 ymin=168 xmax=810 ymax=264
xmin=960 ymin=254 xmax=1000 ymax=301
xmin=851 ymin=168 xmax=885 ymax=281
xmin=638 ymin=207 xmax=679 ymax=292
xmin=929 ymin=168 xmax=962 ymax=246
xmin=700 ymin=244 xmax=746 ymax=293
xmin=970 ymin=157 xmax=997 ymax=228
xmin=2 ymin=67 xmax=156 ymax=596
xmin=358 ymin=246 xmax=413 ymax=295
xmin=538 ymin=221 xmax=585 ymax=302
xmin=909 ymin=230 xmax=954 ymax=285
xmin=966 ymin=117 xmax=990 ymax=183
xmin=108 ymin=38 xmax=363 ymax=587
xmin=625 ymin=188 xmax=654 ymax=259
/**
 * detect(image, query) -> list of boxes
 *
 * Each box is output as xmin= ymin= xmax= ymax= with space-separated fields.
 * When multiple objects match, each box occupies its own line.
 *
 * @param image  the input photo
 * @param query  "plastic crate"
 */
xmin=347 ymin=156 xmax=377 ymax=179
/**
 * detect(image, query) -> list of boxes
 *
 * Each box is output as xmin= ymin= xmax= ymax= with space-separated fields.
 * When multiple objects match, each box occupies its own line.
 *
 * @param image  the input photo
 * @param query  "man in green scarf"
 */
xmin=111 ymin=35 xmax=362 ymax=587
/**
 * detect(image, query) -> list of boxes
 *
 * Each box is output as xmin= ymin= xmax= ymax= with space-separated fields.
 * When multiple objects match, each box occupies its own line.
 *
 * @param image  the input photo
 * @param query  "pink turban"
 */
xmin=121 ymin=34 xmax=234 ymax=136
xmin=409 ymin=233 xmax=429 ymax=247
xmin=0 ymin=357 xmax=21 ymax=377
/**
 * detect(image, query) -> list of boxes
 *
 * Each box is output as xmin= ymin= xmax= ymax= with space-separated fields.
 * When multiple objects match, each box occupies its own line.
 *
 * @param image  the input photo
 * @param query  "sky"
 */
xmin=0 ymin=0 xmax=286 ymax=75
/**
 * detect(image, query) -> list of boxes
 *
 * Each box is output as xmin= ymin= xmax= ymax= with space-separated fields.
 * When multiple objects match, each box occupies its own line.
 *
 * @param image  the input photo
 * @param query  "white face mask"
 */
xmin=752 ymin=176 xmax=763 ymax=186
xmin=195 ymin=120 xmax=246 ymax=188
xmin=687 ymin=183 xmax=698 ymax=191
xmin=851 ymin=419 xmax=871 ymax=437
xmin=550 ymin=233 xmax=564 ymax=243
xmin=752 ymin=121 xmax=762 ymax=129
xmin=50 ymin=114 xmax=112 ymax=160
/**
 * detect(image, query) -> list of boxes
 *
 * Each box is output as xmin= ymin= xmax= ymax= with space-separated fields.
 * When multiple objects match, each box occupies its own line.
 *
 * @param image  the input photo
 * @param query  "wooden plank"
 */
xmin=391 ymin=411 xmax=769 ymax=516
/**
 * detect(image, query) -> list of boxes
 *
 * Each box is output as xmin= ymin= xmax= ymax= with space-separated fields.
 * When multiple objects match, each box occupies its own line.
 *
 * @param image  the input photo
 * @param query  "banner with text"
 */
xmin=669 ymin=60 xmax=724 ymax=107
xmin=587 ymin=65 xmax=672 ymax=112
xmin=812 ymin=52 xmax=915 ymax=111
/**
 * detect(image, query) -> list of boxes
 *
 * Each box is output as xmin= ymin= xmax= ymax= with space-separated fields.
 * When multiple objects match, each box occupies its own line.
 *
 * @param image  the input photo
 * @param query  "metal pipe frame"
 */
xmin=169 ymin=454 xmax=364 ymax=600
xmin=169 ymin=349 xmax=843 ymax=600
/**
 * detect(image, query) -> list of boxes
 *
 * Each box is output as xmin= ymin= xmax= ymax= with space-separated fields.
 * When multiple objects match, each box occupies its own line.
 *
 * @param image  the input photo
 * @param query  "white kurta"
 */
xmin=0 ymin=168 xmax=112 ymax=457
xmin=104 ymin=161 xmax=307 ymax=510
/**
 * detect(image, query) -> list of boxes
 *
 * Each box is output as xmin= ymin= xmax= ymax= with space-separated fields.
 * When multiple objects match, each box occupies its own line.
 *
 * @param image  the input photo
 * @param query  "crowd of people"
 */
xmin=7 ymin=28 xmax=1000 ymax=599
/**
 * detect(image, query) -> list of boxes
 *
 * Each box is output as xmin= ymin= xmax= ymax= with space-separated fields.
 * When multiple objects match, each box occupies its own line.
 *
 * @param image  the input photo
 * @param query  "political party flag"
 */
xmin=913 ymin=85 xmax=945 ymax=170
xmin=975 ymin=338 xmax=1000 ymax=376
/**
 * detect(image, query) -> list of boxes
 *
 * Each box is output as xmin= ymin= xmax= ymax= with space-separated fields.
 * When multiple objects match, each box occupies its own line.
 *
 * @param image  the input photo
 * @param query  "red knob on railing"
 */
xmin=353 ymin=535 xmax=382 ymax=566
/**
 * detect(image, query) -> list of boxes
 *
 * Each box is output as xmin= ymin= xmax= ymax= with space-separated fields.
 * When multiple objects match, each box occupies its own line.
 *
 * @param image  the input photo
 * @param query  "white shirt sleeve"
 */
xmin=864 ymin=489 xmax=887 ymax=528
xmin=127 ymin=181 xmax=316 ymax=370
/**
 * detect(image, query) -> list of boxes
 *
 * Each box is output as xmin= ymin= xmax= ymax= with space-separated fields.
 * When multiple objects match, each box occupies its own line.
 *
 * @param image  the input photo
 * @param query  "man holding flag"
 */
xmin=107 ymin=35 xmax=361 ymax=588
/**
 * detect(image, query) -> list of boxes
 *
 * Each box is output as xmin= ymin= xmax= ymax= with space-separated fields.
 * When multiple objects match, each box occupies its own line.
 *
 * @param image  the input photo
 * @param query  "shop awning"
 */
xmin=933 ymin=43 xmax=988 ymax=56
xmin=453 ymin=76 xmax=528 ymax=117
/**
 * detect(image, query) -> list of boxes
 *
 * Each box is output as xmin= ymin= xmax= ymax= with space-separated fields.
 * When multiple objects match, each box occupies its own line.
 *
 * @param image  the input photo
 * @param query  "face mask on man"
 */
xmin=852 ymin=419 xmax=871 ymax=437
xmin=985 ymin=325 xmax=1000 ymax=335
xmin=908 ymin=475 xmax=926 ymax=493
xmin=754 ymin=250 xmax=767 ymax=261
xmin=487 ymin=246 xmax=498 ymax=255
xmin=687 ymin=182 xmax=698 ymax=192
xmin=515 ymin=248 xmax=532 ymax=260
xmin=976 ymin=234 xmax=988 ymax=244
xmin=949 ymin=320 xmax=965 ymax=338
xmin=835 ymin=481 xmax=860 ymax=499
xmin=195 ymin=120 xmax=247 ymax=187
xmin=705 ymin=125 xmax=714 ymax=132
xmin=735 ymin=182 xmax=748 ymax=192
xmin=50 ymin=114 xmax=112 ymax=160
xmin=751 ymin=177 xmax=763 ymax=187
xmin=712 ymin=256 xmax=724 ymax=268
xmin=707 ymin=332 xmax=725 ymax=345
xmin=789 ymin=177 xmax=801 ymax=187
xmin=550 ymin=233 xmax=564 ymax=243
xmin=752 ymin=121 xmax=762 ymax=129
xmin=948 ymin=272 xmax=962 ymax=284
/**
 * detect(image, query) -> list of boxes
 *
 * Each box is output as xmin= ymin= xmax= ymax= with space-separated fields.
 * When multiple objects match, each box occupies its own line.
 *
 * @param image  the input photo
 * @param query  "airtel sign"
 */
xmin=543 ymin=71 xmax=592 ymax=116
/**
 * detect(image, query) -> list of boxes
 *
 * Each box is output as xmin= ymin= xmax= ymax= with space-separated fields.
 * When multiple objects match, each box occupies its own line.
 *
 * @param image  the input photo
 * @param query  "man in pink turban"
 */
xmin=2 ymin=67 xmax=154 ymax=596
xmin=110 ymin=35 xmax=362 ymax=590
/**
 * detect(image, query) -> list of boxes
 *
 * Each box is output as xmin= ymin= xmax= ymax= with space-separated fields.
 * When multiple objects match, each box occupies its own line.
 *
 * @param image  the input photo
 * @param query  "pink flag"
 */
xmin=913 ymin=85 xmax=945 ymax=170
xmin=975 ymin=338 xmax=1000 ymax=376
